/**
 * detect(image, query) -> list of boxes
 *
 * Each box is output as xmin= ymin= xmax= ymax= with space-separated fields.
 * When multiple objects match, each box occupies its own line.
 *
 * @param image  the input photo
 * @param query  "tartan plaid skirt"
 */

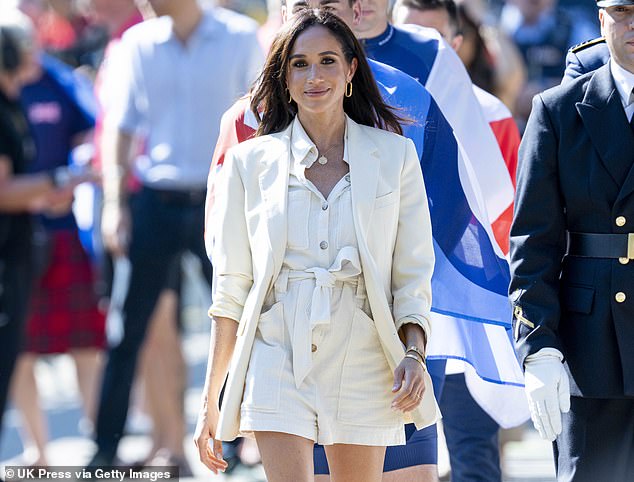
xmin=24 ymin=229 xmax=106 ymax=354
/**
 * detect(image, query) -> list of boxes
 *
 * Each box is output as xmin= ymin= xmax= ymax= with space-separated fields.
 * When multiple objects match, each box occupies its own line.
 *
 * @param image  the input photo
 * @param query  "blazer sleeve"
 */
xmin=207 ymin=148 xmax=254 ymax=323
xmin=391 ymin=138 xmax=435 ymax=336
xmin=509 ymin=94 xmax=567 ymax=367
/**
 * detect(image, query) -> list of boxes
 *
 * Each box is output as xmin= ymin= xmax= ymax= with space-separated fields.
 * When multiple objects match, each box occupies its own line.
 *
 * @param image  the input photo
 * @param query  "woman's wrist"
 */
xmin=400 ymin=321 xmax=427 ymax=351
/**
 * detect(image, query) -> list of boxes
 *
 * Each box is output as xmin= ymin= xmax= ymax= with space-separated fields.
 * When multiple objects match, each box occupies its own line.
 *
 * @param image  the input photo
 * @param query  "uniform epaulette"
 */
xmin=570 ymin=37 xmax=606 ymax=54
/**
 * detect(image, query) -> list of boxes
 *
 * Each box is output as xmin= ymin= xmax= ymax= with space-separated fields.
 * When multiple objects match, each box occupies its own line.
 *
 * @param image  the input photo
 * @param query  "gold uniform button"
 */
xmin=311 ymin=344 xmax=317 ymax=353
xmin=615 ymin=292 xmax=627 ymax=303
xmin=616 ymin=216 xmax=627 ymax=227
xmin=619 ymin=257 xmax=630 ymax=265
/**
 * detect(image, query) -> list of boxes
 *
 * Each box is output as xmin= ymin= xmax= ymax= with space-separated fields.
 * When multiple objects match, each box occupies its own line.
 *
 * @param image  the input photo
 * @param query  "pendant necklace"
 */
xmin=317 ymin=141 xmax=343 ymax=165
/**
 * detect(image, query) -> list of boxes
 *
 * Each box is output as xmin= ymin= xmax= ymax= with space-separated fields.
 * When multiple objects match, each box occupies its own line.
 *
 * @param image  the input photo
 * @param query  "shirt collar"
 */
xmin=610 ymin=59 xmax=634 ymax=109
xmin=290 ymin=115 xmax=350 ymax=175
xmin=155 ymin=11 xmax=219 ymax=44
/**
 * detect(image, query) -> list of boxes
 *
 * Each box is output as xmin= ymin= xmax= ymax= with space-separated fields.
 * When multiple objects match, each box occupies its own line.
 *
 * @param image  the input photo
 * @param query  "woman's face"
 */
xmin=286 ymin=25 xmax=357 ymax=117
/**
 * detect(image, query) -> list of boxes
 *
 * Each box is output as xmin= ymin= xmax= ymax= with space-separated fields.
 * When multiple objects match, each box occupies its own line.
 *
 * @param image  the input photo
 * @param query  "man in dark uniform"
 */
xmin=563 ymin=37 xmax=611 ymax=82
xmin=509 ymin=0 xmax=634 ymax=480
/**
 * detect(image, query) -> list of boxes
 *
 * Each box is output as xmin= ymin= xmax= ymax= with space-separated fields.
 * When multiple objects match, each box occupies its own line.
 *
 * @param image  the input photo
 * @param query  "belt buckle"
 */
xmin=628 ymin=233 xmax=634 ymax=259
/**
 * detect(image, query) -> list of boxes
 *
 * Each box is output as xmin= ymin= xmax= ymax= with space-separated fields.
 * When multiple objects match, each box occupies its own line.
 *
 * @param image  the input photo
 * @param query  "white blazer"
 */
xmin=208 ymin=116 xmax=441 ymax=441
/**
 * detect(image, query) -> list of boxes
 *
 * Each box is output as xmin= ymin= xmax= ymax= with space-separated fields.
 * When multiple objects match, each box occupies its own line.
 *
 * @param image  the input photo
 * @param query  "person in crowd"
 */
xmin=393 ymin=0 xmax=520 ymax=185
xmin=453 ymin=1 xmax=526 ymax=115
xmin=499 ymin=0 xmax=600 ymax=127
xmin=352 ymin=0 xmax=514 ymax=272
xmin=8 ymin=18 xmax=103 ymax=467
xmin=392 ymin=1 xmax=522 ymax=480
xmin=0 ymin=10 xmax=93 ymax=473
xmin=88 ymin=0 xmax=262 ymax=468
xmin=207 ymin=0 xmax=451 ymax=478
xmin=208 ymin=1 xmax=519 ymax=480
xmin=562 ymin=37 xmax=611 ymax=82
xmin=509 ymin=0 xmax=634 ymax=480
xmin=19 ymin=0 xmax=108 ymax=69
xmin=194 ymin=10 xmax=439 ymax=481
xmin=88 ymin=1 xmax=192 ymax=472
xmin=259 ymin=0 xmax=284 ymax=52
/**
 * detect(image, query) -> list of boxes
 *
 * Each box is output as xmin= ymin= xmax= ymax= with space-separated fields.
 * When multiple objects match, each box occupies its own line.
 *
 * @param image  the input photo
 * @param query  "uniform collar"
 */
xmin=290 ymin=115 xmax=349 ymax=174
xmin=610 ymin=59 xmax=634 ymax=108
xmin=360 ymin=24 xmax=394 ymax=49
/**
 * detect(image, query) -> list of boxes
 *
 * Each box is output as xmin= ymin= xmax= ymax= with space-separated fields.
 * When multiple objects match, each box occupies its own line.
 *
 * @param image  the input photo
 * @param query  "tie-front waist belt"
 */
xmin=566 ymin=231 xmax=634 ymax=260
xmin=278 ymin=246 xmax=363 ymax=388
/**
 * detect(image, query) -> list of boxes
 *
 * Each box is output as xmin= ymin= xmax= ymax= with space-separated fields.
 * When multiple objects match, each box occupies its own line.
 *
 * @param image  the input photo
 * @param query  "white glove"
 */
xmin=524 ymin=350 xmax=571 ymax=441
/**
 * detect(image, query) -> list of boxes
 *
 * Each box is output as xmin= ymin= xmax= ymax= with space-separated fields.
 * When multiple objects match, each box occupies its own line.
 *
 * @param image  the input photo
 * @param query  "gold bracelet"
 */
xmin=405 ymin=352 xmax=427 ymax=371
xmin=406 ymin=345 xmax=426 ymax=361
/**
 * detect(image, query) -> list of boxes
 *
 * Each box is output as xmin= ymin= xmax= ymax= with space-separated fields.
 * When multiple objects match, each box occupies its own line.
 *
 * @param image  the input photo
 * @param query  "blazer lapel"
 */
xmin=576 ymin=64 xmax=634 ymax=190
xmin=258 ymin=123 xmax=293 ymax=277
xmin=347 ymin=118 xmax=380 ymax=239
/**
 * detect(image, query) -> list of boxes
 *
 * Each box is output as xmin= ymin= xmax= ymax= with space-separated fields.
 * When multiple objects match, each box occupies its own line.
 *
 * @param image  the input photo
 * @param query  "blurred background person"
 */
xmin=0 ymin=9 xmax=93 ymax=471
xmin=19 ymin=0 xmax=108 ymax=70
xmin=7 ymin=11 xmax=104 ymax=467
xmin=89 ymin=1 xmax=195 ymax=472
xmin=499 ymin=0 xmax=600 ymax=128
xmin=89 ymin=0 xmax=262 ymax=468
xmin=453 ymin=0 xmax=526 ymax=115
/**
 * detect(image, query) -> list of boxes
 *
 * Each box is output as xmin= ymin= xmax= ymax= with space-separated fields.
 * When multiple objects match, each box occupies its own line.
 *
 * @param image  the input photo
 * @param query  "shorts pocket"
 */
xmin=337 ymin=307 xmax=396 ymax=425
xmin=257 ymin=301 xmax=285 ymax=346
xmin=243 ymin=340 xmax=286 ymax=412
xmin=287 ymin=190 xmax=311 ymax=249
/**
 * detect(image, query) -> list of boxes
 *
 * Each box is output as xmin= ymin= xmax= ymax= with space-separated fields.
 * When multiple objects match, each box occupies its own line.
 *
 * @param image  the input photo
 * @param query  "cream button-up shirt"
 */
xmin=283 ymin=117 xmax=430 ymax=340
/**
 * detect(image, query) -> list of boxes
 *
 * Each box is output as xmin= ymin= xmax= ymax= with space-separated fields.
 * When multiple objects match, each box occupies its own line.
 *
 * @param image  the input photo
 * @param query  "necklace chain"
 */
xmin=316 ymin=141 xmax=342 ymax=166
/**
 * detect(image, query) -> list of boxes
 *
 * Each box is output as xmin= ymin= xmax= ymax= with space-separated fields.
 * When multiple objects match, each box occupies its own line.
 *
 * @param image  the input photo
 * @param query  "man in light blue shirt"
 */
xmin=93 ymin=0 xmax=262 ymax=467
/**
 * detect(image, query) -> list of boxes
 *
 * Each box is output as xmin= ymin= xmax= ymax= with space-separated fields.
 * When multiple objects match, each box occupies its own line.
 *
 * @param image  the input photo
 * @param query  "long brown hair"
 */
xmin=250 ymin=9 xmax=403 ymax=136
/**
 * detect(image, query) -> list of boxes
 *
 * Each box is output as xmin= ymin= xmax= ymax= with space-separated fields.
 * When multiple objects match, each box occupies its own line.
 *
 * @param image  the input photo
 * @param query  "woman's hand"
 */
xmin=193 ymin=399 xmax=228 ymax=474
xmin=391 ymin=356 xmax=426 ymax=412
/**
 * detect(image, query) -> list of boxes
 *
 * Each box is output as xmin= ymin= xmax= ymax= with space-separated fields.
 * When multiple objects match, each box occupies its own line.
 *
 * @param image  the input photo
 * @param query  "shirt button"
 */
xmin=311 ymin=344 xmax=317 ymax=353
xmin=615 ymin=292 xmax=627 ymax=303
xmin=616 ymin=216 xmax=627 ymax=227
xmin=345 ymin=174 xmax=350 ymax=182
xmin=322 ymin=202 xmax=328 ymax=210
xmin=320 ymin=241 xmax=328 ymax=250
xmin=619 ymin=257 xmax=630 ymax=265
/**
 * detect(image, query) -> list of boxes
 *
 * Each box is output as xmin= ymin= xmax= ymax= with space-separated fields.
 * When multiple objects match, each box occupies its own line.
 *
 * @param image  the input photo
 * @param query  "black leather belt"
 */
xmin=566 ymin=231 xmax=634 ymax=259
xmin=144 ymin=186 xmax=206 ymax=205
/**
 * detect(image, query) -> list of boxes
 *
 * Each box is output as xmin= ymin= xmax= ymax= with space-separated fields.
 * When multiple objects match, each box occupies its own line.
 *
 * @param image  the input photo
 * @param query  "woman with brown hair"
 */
xmin=194 ymin=9 xmax=439 ymax=482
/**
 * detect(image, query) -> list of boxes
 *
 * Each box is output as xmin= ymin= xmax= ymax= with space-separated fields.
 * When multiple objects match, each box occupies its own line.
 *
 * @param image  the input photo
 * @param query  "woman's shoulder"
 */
xmin=225 ymin=130 xmax=288 ymax=165
xmin=352 ymin=120 xmax=410 ymax=152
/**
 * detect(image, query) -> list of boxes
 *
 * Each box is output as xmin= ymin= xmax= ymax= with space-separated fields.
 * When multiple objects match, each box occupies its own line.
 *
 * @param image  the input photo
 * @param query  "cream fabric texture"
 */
xmin=207 ymin=116 xmax=440 ymax=441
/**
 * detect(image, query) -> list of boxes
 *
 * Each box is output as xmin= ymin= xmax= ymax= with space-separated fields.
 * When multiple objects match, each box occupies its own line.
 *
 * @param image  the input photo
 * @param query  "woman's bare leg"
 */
xmin=324 ymin=444 xmax=385 ymax=482
xmin=382 ymin=465 xmax=438 ymax=481
xmin=71 ymin=347 xmax=103 ymax=425
xmin=315 ymin=462 xmax=438 ymax=481
xmin=10 ymin=354 xmax=49 ymax=466
xmin=254 ymin=432 xmax=315 ymax=482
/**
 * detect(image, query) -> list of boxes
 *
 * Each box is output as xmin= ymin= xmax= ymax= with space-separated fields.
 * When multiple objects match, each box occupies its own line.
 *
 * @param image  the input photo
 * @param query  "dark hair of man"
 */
xmin=251 ymin=9 xmax=403 ymax=136
xmin=399 ymin=0 xmax=460 ymax=35
xmin=279 ymin=1 xmax=356 ymax=8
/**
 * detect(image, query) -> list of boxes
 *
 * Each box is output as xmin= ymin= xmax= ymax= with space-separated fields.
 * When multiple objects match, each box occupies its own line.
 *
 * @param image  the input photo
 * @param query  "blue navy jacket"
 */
xmin=510 ymin=64 xmax=634 ymax=398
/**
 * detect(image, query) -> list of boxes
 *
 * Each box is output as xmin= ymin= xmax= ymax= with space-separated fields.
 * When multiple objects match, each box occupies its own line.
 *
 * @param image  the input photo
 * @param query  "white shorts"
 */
xmin=239 ymin=272 xmax=405 ymax=446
